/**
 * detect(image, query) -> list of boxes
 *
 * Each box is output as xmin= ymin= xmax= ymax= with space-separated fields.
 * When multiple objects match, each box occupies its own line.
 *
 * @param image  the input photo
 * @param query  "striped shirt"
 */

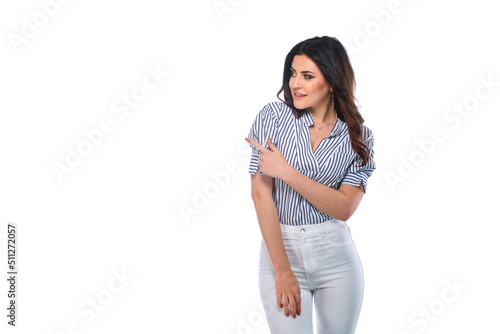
xmin=247 ymin=101 xmax=376 ymax=226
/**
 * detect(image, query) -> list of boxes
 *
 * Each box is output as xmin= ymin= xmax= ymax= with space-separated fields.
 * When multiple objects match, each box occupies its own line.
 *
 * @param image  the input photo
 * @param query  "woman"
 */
xmin=244 ymin=36 xmax=376 ymax=334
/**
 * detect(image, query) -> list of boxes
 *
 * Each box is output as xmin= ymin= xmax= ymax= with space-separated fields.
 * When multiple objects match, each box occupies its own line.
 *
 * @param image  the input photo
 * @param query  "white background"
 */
xmin=1 ymin=0 xmax=499 ymax=333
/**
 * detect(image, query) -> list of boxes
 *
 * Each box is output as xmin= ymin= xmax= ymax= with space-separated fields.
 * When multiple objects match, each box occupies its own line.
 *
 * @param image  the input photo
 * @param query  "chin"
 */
xmin=294 ymin=102 xmax=309 ymax=110
xmin=292 ymin=99 xmax=305 ymax=108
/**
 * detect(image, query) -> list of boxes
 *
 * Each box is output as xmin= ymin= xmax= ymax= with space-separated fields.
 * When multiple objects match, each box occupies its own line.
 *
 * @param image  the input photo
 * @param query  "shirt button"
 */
xmin=300 ymin=228 xmax=306 ymax=234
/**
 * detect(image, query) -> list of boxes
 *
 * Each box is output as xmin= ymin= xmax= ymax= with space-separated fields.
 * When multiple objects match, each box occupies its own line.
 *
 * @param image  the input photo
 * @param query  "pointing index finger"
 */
xmin=245 ymin=137 xmax=267 ymax=152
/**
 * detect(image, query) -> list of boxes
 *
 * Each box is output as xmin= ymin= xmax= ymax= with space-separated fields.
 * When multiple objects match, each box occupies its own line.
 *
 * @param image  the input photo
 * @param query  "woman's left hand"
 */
xmin=245 ymin=137 xmax=291 ymax=180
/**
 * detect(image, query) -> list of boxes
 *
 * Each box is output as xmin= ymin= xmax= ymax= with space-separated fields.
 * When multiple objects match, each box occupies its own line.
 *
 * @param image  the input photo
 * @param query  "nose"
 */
xmin=290 ymin=75 xmax=302 ymax=90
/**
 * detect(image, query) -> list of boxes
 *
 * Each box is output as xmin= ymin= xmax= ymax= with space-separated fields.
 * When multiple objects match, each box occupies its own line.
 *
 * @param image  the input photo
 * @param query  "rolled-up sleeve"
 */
xmin=247 ymin=103 xmax=279 ymax=175
xmin=340 ymin=126 xmax=376 ymax=192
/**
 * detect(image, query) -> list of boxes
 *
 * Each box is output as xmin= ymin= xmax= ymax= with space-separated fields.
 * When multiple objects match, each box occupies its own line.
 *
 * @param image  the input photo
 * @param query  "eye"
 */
xmin=289 ymin=71 xmax=313 ymax=80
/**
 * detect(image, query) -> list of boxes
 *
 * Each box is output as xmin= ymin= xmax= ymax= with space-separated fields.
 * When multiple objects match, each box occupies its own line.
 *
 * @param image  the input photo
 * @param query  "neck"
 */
xmin=309 ymin=103 xmax=336 ymax=125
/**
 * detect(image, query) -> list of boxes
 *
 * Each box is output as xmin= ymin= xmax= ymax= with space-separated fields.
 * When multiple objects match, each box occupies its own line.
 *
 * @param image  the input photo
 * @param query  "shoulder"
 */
xmin=258 ymin=101 xmax=291 ymax=122
xmin=336 ymin=120 xmax=374 ymax=153
xmin=361 ymin=123 xmax=374 ymax=143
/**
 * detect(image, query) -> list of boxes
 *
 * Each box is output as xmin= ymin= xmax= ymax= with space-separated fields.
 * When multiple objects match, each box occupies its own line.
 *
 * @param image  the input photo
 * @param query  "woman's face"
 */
xmin=289 ymin=54 xmax=332 ymax=114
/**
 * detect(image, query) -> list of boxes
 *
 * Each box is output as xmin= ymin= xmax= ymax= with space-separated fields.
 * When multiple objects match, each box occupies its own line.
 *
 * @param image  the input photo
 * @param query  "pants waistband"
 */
xmin=280 ymin=218 xmax=346 ymax=237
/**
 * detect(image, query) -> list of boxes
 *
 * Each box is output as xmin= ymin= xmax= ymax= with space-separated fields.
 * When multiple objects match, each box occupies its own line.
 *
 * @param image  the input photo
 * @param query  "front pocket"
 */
xmin=322 ymin=222 xmax=354 ymax=247
xmin=318 ymin=151 xmax=356 ymax=184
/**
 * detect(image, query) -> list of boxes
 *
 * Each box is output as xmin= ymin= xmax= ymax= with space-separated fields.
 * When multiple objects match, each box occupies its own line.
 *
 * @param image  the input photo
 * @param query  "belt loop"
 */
xmin=318 ymin=223 xmax=324 ymax=237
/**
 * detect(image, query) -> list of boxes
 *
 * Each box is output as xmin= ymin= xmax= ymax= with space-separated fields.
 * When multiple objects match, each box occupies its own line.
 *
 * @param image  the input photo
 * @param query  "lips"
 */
xmin=294 ymin=92 xmax=306 ymax=99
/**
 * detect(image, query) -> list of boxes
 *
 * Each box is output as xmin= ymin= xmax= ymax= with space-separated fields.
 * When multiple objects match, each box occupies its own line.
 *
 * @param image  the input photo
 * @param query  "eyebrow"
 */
xmin=290 ymin=66 xmax=315 ymax=75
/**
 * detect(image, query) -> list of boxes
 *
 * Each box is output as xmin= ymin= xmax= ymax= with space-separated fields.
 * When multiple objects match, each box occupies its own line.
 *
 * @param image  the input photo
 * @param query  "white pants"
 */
xmin=258 ymin=218 xmax=364 ymax=334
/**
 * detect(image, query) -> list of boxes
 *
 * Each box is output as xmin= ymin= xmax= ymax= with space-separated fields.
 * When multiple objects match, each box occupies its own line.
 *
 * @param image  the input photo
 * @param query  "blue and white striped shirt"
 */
xmin=247 ymin=101 xmax=376 ymax=226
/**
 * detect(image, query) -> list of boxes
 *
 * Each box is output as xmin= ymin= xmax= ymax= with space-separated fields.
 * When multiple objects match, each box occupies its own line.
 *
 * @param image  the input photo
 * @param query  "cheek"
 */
xmin=308 ymin=83 xmax=318 ymax=94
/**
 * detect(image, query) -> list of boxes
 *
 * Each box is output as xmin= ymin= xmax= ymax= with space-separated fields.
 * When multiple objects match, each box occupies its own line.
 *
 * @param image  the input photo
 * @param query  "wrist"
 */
xmin=275 ymin=266 xmax=293 ymax=276
xmin=281 ymin=164 xmax=295 ymax=183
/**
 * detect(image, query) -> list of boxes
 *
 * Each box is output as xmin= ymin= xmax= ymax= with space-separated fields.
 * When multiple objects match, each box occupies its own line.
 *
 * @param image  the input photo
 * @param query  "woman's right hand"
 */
xmin=275 ymin=269 xmax=301 ymax=318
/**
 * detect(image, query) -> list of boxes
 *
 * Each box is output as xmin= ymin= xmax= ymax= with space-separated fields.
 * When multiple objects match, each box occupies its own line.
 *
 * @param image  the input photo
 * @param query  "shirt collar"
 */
xmin=304 ymin=108 xmax=344 ymax=138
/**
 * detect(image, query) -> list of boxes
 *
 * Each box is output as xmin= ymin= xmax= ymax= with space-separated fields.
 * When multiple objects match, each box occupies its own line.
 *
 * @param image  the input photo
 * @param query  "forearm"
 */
xmin=252 ymin=195 xmax=291 ymax=274
xmin=281 ymin=166 xmax=350 ymax=221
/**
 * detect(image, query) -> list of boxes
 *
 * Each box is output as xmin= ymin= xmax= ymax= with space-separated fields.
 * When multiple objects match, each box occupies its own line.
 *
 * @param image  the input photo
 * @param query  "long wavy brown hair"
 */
xmin=277 ymin=36 xmax=370 ymax=167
